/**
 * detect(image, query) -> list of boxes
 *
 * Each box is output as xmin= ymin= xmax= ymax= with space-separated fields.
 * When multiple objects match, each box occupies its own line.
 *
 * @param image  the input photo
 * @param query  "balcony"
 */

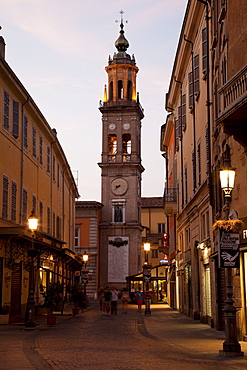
xmin=217 ymin=65 xmax=247 ymax=146
xmin=163 ymin=187 xmax=177 ymax=216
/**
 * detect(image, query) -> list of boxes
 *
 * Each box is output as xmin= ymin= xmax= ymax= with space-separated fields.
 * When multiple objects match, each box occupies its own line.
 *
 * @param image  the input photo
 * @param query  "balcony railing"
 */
xmin=164 ymin=187 xmax=177 ymax=202
xmin=218 ymin=65 xmax=247 ymax=119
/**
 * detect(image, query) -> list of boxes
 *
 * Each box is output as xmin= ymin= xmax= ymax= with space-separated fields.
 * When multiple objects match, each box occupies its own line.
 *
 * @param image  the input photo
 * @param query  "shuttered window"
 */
xmin=47 ymin=207 xmax=51 ymax=234
xmin=32 ymin=125 xmax=36 ymax=158
xmin=2 ymin=176 xmax=8 ymax=219
xmin=22 ymin=188 xmax=28 ymax=222
xmin=184 ymin=165 xmax=188 ymax=204
xmin=4 ymin=90 xmax=9 ymax=131
xmin=192 ymin=150 xmax=196 ymax=191
xmin=11 ymin=181 xmax=17 ymax=222
xmin=39 ymin=201 xmax=43 ymax=230
xmin=182 ymin=94 xmax=186 ymax=131
xmin=202 ymin=28 xmax=207 ymax=74
xmin=32 ymin=195 xmax=36 ymax=214
xmin=188 ymin=72 xmax=193 ymax=109
xmin=47 ymin=146 xmax=51 ymax=173
xmin=12 ymin=100 xmax=19 ymax=138
xmin=23 ymin=115 xmax=28 ymax=149
xmin=197 ymin=141 xmax=201 ymax=186
xmin=175 ymin=119 xmax=179 ymax=151
xmin=194 ymin=54 xmax=200 ymax=96
xmin=39 ymin=135 xmax=43 ymax=165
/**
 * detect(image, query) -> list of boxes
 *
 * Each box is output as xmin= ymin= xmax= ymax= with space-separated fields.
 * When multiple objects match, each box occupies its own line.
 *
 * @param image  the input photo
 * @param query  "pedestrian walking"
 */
xmin=121 ymin=288 xmax=129 ymax=314
xmin=135 ymin=287 xmax=143 ymax=312
xmin=111 ymin=287 xmax=118 ymax=315
xmin=104 ymin=286 xmax=112 ymax=315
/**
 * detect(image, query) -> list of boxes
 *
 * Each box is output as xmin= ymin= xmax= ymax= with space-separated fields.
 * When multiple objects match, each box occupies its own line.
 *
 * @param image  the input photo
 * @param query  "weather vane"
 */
xmin=115 ymin=10 xmax=128 ymax=25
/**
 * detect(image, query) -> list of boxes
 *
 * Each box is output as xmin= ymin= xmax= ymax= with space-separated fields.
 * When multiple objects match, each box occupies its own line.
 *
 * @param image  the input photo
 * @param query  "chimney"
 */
xmin=0 ymin=37 xmax=6 ymax=59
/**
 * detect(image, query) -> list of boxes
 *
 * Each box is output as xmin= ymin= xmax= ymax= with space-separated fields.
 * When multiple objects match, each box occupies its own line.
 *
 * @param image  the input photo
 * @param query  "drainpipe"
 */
xmin=184 ymin=35 xmax=197 ymax=193
xmin=198 ymin=0 xmax=213 ymax=206
xmin=19 ymin=97 xmax=30 ymax=225
xmin=174 ymin=77 xmax=184 ymax=207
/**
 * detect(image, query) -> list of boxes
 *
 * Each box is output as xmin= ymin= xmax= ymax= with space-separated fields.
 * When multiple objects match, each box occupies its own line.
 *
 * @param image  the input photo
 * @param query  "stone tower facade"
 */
xmin=98 ymin=17 xmax=144 ymax=288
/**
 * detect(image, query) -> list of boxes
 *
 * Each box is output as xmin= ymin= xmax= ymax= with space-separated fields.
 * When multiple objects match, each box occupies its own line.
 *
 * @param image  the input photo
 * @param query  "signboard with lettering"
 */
xmin=219 ymin=231 xmax=240 ymax=268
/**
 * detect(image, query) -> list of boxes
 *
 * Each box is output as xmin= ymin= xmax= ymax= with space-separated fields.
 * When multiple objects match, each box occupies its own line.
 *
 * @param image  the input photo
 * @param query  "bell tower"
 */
xmin=98 ymin=12 xmax=144 ymax=288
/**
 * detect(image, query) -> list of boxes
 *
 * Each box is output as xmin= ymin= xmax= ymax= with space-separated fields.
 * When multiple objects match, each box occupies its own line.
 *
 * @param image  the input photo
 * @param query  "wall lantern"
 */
xmin=219 ymin=166 xmax=235 ymax=197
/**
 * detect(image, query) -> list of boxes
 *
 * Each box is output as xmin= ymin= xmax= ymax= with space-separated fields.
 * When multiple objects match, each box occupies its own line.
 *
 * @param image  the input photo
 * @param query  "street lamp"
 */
xmin=219 ymin=161 xmax=243 ymax=356
xmin=143 ymin=242 xmax=151 ymax=314
xmin=82 ymin=252 xmax=89 ymax=296
xmin=25 ymin=210 xmax=38 ymax=327
xmin=144 ymin=242 xmax=150 ymax=263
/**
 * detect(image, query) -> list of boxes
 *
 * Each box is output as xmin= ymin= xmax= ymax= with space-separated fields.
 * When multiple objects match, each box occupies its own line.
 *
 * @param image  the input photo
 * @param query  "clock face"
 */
xmin=123 ymin=123 xmax=130 ymax=130
xmin=111 ymin=178 xmax=128 ymax=195
xmin=109 ymin=124 xmax=116 ymax=130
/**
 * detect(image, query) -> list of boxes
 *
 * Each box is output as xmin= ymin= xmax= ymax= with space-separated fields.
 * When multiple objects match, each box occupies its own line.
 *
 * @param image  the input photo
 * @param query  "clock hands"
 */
xmin=115 ymin=184 xmax=121 ymax=189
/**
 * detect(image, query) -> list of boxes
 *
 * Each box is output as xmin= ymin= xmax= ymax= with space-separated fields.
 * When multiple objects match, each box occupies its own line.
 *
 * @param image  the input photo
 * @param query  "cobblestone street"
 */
xmin=1 ymin=302 xmax=247 ymax=369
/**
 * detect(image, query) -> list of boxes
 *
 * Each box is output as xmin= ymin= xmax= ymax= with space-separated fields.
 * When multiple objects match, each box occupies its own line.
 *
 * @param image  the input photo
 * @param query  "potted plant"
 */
xmin=0 ymin=303 xmax=10 ymax=325
xmin=40 ymin=282 xmax=64 ymax=325
xmin=70 ymin=284 xmax=89 ymax=316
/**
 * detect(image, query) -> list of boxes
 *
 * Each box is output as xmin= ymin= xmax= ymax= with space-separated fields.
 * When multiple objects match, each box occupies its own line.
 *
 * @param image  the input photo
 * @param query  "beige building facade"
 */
xmin=0 ymin=36 xmax=80 ymax=321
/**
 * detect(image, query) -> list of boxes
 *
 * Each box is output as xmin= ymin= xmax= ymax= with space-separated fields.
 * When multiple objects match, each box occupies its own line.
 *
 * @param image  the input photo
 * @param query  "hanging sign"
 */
xmin=219 ymin=231 xmax=240 ymax=268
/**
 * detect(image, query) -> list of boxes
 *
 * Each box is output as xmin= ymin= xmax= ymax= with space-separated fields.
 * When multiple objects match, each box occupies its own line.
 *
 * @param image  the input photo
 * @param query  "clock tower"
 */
xmin=98 ymin=14 xmax=144 ymax=288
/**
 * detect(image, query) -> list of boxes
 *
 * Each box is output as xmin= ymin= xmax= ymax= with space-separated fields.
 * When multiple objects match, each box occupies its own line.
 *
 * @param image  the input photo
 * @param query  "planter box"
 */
xmin=0 ymin=314 xmax=9 ymax=325
xmin=47 ymin=315 xmax=57 ymax=325
xmin=36 ymin=306 xmax=48 ymax=315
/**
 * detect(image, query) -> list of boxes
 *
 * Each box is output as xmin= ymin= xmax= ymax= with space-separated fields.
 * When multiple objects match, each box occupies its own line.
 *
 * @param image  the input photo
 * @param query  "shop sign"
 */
xmin=143 ymin=266 xmax=151 ymax=283
xmin=219 ymin=231 xmax=240 ymax=268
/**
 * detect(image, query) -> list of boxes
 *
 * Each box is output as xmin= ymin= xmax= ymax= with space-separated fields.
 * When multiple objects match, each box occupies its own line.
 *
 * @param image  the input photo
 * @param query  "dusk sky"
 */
xmin=1 ymin=0 xmax=187 ymax=201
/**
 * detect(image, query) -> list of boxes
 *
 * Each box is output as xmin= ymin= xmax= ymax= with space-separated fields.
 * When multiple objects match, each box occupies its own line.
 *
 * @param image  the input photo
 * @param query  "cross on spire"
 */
xmin=115 ymin=10 xmax=128 ymax=26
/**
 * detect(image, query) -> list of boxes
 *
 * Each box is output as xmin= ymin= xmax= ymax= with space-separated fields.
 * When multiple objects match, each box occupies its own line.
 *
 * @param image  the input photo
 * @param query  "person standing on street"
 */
xmin=111 ymin=287 xmax=118 ymax=315
xmin=104 ymin=286 xmax=112 ymax=316
xmin=135 ymin=287 xmax=143 ymax=313
xmin=121 ymin=288 xmax=129 ymax=314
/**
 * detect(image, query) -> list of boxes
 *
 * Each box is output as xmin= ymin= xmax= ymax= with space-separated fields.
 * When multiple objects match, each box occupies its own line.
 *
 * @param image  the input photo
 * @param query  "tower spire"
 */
xmin=115 ymin=10 xmax=129 ymax=53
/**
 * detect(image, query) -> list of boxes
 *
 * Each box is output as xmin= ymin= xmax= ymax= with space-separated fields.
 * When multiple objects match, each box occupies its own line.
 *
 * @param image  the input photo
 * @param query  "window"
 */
xmin=158 ymin=223 xmax=165 ymax=233
xmin=47 ymin=146 xmax=51 ymax=173
xmin=184 ymin=165 xmax=188 ymax=204
xmin=182 ymin=94 xmax=186 ymax=131
xmin=112 ymin=200 xmax=126 ymax=223
xmin=32 ymin=126 xmax=36 ymax=158
xmin=108 ymin=134 xmax=117 ymax=162
xmin=117 ymin=80 xmax=123 ymax=99
xmin=32 ymin=195 xmax=36 ymax=213
xmin=222 ymin=55 xmax=227 ymax=85
xmin=52 ymin=155 xmax=56 ymax=181
xmin=201 ymin=211 xmax=210 ymax=240
xmin=23 ymin=115 xmax=28 ymax=149
xmin=202 ymin=28 xmax=207 ymax=75
xmin=39 ymin=135 xmax=43 ymax=165
xmin=22 ymin=188 xmax=28 ymax=222
xmin=175 ymin=119 xmax=179 ymax=151
xmin=109 ymin=81 xmax=113 ymax=100
xmin=188 ymin=71 xmax=193 ymax=109
xmin=197 ymin=140 xmax=201 ymax=186
xmin=39 ymin=201 xmax=43 ymax=230
xmin=11 ymin=181 xmax=17 ymax=222
xmin=192 ymin=150 xmax=196 ymax=192
xmin=56 ymin=216 xmax=61 ymax=239
xmin=178 ymin=106 xmax=182 ymax=139
xmin=122 ymin=134 xmax=131 ymax=161
xmin=152 ymin=249 xmax=158 ymax=259
xmin=53 ymin=212 xmax=55 ymax=237
xmin=75 ymin=226 xmax=80 ymax=247
xmin=2 ymin=176 xmax=8 ymax=219
xmin=47 ymin=206 xmax=51 ymax=234
xmin=194 ymin=54 xmax=200 ymax=96
xmin=3 ymin=90 xmax=9 ymax=131
xmin=12 ymin=100 xmax=19 ymax=138
xmin=127 ymin=80 xmax=132 ymax=100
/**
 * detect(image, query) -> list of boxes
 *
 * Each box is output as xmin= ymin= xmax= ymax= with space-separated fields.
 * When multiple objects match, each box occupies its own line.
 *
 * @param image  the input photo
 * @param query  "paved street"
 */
xmin=1 ymin=301 xmax=247 ymax=370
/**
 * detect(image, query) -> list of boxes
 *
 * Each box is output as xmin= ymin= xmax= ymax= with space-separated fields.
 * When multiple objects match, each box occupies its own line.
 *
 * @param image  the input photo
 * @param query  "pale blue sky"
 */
xmin=1 ymin=0 xmax=187 ymax=201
